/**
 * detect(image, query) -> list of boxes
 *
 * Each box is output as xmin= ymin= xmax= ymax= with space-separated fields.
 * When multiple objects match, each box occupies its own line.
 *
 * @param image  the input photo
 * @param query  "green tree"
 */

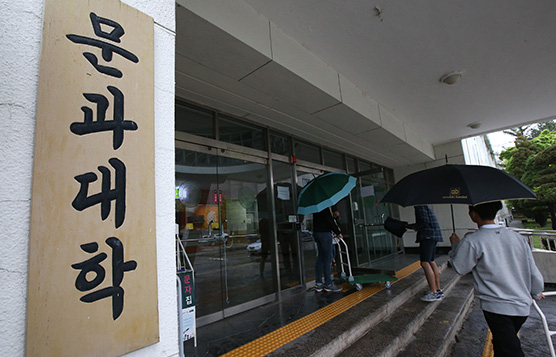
xmin=532 ymin=145 xmax=556 ymax=229
xmin=499 ymin=133 xmax=541 ymax=180
xmin=503 ymin=119 xmax=556 ymax=140
xmin=500 ymin=130 xmax=556 ymax=228
xmin=528 ymin=120 xmax=556 ymax=139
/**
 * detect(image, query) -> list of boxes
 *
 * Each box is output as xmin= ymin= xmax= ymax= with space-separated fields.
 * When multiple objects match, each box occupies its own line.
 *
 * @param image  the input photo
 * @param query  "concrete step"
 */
xmin=269 ymin=256 xmax=459 ymax=357
xmin=338 ymin=265 xmax=469 ymax=357
xmin=398 ymin=274 xmax=474 ymax=357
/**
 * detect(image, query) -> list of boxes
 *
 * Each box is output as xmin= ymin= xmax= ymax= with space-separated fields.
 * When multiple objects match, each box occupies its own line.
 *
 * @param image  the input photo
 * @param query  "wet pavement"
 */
xmin=451 ymin=285 xmax=556 ymax=356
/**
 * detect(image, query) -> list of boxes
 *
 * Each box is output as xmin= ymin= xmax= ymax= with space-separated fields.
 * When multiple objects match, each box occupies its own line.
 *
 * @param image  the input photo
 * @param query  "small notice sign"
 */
xmin=178 ymin=271 xmax=196 ymax=341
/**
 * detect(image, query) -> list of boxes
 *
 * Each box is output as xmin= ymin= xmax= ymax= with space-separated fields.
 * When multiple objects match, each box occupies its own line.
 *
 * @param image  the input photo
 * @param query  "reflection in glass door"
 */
xmin=175 ymin=146 xmax=275 ymax=322
xmin=352 ymin=170 xmax=399 ymax=267
xmin=295 ymin=168 xmax=321 ymax=285
xmin=271 ymin=161 xmax=301 ymax=290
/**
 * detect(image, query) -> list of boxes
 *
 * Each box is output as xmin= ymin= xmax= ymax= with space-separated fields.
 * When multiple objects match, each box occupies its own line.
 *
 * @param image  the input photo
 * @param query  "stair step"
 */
xmin=270 ymin=256 xmax=452 ymax=356
xmin=338 ymin=266 xmax=464 ymax=356
xmin=398 ymin=274 xmax=474 ymax=357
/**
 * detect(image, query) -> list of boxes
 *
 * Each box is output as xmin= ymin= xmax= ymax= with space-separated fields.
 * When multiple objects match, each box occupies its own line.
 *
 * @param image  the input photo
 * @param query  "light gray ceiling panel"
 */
xmin=176 ymin=5 xmax=271 ymax=81
xmin=239 ymin=61 xmax=341 ymax=115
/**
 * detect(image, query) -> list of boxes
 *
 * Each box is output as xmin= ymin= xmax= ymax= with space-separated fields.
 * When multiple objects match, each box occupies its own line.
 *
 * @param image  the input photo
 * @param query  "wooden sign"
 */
xmin=27 ymin=0 xmax=158 ymax=355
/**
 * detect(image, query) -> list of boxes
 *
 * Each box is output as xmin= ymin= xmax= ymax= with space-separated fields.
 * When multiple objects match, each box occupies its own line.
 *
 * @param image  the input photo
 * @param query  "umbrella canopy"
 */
xmin=297 ymin=172 xmax=357 ymax=215
xmin=380 ymin=164 xmax=536 ymax=207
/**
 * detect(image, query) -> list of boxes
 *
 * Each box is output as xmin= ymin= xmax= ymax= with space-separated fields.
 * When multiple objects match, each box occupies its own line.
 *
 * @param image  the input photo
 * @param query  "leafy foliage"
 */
xmin=500 ymin=128 xmax=556 ymax=229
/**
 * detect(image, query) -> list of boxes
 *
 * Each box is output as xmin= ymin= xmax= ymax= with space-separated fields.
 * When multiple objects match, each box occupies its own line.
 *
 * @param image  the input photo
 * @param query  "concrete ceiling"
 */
xmin=242 ymin=0 xmax=556 ymax=145
xmin=175 ymin=0 xmax=556 ymax=168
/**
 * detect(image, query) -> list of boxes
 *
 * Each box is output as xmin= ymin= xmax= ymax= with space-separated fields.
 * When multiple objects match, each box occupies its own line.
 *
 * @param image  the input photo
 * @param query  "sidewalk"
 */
xmin=451 ymin=286 xmax=556 ymax=356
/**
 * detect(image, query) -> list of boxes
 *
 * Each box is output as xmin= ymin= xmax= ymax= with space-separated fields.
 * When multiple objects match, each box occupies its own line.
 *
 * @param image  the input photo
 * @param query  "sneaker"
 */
xmin=423 ymin=288 xmax=444 ymax=297
xmin=314 ymin=284 xmax=323 ymax=292
xmin=421 ymin=291 xmax=441 ymax=302
xmin=324 ymin=284 xmax=343 ymax=292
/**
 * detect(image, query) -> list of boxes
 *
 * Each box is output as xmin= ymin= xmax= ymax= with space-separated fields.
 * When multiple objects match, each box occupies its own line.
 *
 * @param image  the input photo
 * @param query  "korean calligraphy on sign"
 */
xmin=27 ymin=1 xmax=157 ymax=356
xmin=66 ymin=12 xmax=139 ymax=78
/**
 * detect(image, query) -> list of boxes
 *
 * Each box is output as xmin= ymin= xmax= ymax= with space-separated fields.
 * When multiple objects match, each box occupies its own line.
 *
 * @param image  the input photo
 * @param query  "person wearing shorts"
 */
xmin=410 ymin=205 xmax=444 ymax=302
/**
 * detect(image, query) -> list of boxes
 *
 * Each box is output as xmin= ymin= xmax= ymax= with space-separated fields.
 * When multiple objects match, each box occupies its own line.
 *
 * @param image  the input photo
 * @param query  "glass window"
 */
xmin=370 ymin=165 xmax=385 ymax=181
xmin=346 ymin=156 xmax=356 ymax=174
xmin=218 ymin=115 xmax=266 ymax=151
xmin=323 ymin=148 xmax=344 ymax=170
xmin=358 ymin=160 xmax=384 ymax=181
xmin=175 ymin=148 xmax=217 ymax=167
xmin=384 ymin=168 xmax=395 ymax=186
xmin=358 ymin=160 xmax=372 ymax=173
xmin=294 ymin=140 xmax=321 ymax=164
xmin=270 ymin=132 xmax=291 ymax=156
xmin=175 ymin=102 xmax=215 ymax=139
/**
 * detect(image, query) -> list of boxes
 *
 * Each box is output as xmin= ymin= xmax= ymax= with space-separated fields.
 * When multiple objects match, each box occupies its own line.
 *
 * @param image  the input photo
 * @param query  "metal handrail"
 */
xmin=510 ymin=228 xmax=556 ymax=251
xmin=532 ymin=291 xmax=556 ymax=357
xmin=179 ymin=233 xmax=259 ymax=243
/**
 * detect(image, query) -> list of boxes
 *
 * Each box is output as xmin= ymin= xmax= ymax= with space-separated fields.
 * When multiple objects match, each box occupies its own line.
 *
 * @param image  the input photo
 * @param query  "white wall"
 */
xmin=0 ymin=1 xmax=178 ymax=356
xmin=461 ymin=135 xmax=497 ymax=167
xmin=462 ymin=135 xmax=512 ymax=225
xmin=1 ymin=2 xmax=45 ymax=355
xmin=124 ymin=1 xmax=177 ymax=356
xmin=533 ymin=250 xmax=556 ymax=284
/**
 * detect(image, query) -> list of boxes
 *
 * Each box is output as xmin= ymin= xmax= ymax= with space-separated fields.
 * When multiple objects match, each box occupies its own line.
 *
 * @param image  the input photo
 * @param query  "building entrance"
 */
xmin=175 ymin=143 xmax=277 ymax=326
xmin=173 ymin=101 xmax=399 ymax=327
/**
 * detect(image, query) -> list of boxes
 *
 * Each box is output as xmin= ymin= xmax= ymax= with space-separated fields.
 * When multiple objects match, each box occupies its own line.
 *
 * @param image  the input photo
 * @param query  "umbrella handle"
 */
xmin=450 ymin=205 xmax=455 ymax=233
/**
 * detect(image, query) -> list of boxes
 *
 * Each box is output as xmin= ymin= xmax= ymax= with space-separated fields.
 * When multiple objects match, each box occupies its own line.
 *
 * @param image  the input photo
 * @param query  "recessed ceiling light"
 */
xmin=440 ymin=71 xmax=463 ymax=85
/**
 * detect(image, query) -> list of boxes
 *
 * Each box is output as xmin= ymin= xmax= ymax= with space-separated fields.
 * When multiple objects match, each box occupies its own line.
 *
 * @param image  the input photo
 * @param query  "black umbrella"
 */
xmin=384 ymin=217 xmax=409 ymax=238
xmin=380 ymin=164 xmax=536 ymax=207
xmin=380 ymin=164 xmax=536 ymax=231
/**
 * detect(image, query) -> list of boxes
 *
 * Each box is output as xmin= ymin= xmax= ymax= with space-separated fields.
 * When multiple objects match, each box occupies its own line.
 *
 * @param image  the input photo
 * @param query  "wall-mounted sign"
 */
xmin=26 ymin=0 xmax=158 ymax=355
xmin=178 ymin=271 xmax=196 ymax=342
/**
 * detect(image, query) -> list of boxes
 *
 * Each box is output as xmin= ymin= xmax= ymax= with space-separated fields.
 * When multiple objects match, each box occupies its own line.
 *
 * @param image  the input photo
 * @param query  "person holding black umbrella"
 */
xmin=409 ymin=205 xmax=444 ymax=302
xmin=449 ymin=201 xmax=544 ymax=357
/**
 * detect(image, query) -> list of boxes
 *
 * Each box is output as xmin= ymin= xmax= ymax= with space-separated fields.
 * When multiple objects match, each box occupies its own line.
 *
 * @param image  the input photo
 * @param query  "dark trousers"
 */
xmin=314 ymin=231 xmax=333 ymax=286
xmin=483 ymin=310 xmax=528 ymax=357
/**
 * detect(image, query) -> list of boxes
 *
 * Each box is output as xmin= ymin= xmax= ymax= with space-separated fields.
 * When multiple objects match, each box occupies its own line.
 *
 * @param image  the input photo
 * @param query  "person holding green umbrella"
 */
xmin=313 ymin=206 xmax=343 ymax=293
xmin=297 ymin=172 xmax=356 ymax=293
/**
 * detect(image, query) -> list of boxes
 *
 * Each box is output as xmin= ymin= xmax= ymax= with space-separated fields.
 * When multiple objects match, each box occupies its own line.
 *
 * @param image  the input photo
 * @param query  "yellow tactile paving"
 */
xmin=222 ymin=260 xmax=422 ymax=357
xmin=482 ymin=330 xmax=494 ymax=357
xmin=482 ymin=330 xmax=520 ymax=357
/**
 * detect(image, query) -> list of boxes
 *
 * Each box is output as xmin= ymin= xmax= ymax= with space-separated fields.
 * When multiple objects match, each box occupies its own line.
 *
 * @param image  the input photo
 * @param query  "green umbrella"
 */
xmin=297 ymin=172 xmax=357 ymax=215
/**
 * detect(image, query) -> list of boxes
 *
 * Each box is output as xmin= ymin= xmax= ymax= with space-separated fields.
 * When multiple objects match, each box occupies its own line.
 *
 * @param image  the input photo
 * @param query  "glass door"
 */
xmin=295 ymin=167 xmax=322 ymax=286
xmin=271 ymin=160 xmax=301 ymax=290
xmin=175 ymin=144 xmax=275 ymax=322
xmin=352 ymin=165 xmax=399 ymax=267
